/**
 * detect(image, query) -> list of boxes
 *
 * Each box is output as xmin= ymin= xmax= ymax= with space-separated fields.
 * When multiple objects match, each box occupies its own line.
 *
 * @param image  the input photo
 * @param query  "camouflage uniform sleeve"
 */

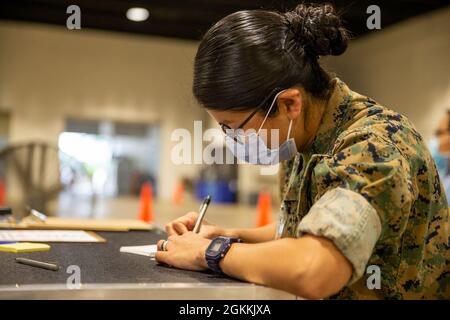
xmin=297 ymin=187 xmax=381 ymax=284
xmin=298 ymin=130 xmax=414 ymax=284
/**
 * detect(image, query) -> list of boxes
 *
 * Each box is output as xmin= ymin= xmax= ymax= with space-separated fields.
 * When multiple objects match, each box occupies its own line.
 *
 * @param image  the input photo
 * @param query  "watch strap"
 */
xmin=206 ymin=237 xmax=241 ymax=274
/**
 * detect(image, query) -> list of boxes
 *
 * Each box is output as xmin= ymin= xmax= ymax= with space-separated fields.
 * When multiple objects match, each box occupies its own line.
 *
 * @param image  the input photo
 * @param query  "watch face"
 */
xmin=210 ymin=239 xmax=223 ymax=252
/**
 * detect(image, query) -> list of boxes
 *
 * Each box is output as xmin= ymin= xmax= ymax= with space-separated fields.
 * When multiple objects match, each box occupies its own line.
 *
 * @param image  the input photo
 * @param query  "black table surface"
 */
xmin=0 ymin=229 xmax=240 ymax=286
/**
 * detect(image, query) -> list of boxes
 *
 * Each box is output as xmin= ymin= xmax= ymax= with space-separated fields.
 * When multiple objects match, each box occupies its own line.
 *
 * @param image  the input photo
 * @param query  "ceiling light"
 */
xmin=126 ymin=8 xmax=149 ymax=22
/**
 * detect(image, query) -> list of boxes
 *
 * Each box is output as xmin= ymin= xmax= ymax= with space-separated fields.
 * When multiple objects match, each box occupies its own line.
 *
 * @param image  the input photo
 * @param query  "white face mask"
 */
xmin=224 ymin=91 xmax=298 ymax=165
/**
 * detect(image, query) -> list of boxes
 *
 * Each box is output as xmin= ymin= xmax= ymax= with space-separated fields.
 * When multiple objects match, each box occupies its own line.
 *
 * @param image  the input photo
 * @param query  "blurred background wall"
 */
xmin=327 ymin=6 xmax=450 ymax=142
xmin=0 ymin=21 xmax=205 ymax=204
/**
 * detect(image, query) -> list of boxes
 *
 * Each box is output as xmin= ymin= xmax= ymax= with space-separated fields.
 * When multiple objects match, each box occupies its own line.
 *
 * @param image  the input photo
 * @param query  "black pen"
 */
xmin=193 ymin=195 xmax=211 ymax=233
xmin=15 ymin=257 xmax=59 ymax=271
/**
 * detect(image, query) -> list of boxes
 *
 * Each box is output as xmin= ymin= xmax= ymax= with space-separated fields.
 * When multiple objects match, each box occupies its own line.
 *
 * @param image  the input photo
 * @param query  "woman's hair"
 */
xmin=193 ymin=3 xmax=349 ymax=113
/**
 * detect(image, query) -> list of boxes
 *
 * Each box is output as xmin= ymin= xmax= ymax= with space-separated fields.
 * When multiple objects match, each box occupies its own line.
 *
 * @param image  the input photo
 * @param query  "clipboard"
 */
xmin=0 ymin=230 xmax=106 ymax=243
xmin=0 ymin=217 xmax=153 ymax=232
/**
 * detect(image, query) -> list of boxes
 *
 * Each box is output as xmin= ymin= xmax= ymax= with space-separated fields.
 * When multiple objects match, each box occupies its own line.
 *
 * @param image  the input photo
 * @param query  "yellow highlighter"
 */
xmin=0 ymin=242 xmax=50 ymax=253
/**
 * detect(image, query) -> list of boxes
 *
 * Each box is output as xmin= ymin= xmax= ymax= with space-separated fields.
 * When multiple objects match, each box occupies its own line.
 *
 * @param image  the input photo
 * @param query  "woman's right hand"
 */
xmin=164 ymin=211 xmax=226 ymax=239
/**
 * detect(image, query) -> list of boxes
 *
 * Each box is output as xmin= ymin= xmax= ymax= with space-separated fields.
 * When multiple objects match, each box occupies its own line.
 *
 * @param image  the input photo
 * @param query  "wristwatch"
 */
xmin=205 ymin=236 xmax=241 ymax=274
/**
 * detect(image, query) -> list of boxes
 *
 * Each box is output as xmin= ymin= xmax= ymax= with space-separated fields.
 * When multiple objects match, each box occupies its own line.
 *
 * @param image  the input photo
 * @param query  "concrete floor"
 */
xmin=57 ymin=194 xmax=279 ymax=231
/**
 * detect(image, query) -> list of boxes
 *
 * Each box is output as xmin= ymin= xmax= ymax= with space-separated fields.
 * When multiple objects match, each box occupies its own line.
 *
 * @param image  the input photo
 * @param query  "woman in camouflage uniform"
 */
xmin=156 ymin=3 xmax=449 ymax=299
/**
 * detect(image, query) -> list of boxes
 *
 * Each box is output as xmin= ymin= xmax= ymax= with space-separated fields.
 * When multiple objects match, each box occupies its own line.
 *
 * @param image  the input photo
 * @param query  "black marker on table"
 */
xmin=15 ymin=257 xmax=59 ymax=271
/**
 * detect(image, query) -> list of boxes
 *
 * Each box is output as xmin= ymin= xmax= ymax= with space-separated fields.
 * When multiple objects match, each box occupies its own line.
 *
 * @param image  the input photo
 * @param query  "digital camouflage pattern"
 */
xmin=277 ymin=78 xmax=449 ymax=299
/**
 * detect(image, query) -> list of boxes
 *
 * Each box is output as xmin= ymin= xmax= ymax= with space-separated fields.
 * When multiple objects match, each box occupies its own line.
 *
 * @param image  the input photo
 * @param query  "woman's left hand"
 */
xmin=155 ymin=232 xmax=212 ymax=271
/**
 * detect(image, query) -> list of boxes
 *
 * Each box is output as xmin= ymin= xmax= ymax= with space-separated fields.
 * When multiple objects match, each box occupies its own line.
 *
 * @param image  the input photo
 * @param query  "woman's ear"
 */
xmin=277 ymin=88 xmax=302 ymax=120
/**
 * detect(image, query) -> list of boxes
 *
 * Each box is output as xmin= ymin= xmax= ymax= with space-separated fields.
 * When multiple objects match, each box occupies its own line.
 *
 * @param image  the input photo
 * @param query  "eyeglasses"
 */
xmin=219 ymin=87 xmax=282 ymax=143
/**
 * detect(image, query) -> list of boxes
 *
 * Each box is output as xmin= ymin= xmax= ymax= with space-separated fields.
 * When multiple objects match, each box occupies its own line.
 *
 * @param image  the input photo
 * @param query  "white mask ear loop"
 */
xmin=287 ymin=119 xmax=293 ymax=139
xmin=257 ymin=90 xmax=286 ymax=135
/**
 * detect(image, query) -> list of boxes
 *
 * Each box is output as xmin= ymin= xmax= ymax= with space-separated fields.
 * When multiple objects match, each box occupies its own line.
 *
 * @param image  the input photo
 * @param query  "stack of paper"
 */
xmin=120 ymin=245 xmax=157 ymax=259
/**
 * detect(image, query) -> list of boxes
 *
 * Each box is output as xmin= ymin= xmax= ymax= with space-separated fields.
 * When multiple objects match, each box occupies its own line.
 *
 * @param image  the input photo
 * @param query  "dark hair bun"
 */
xmin=284 ymin=3 xmax=349 ymax=56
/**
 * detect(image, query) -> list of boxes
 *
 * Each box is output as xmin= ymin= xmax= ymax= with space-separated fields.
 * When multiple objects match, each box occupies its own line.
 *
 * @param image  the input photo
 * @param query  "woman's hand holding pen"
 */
xmin=164 ymin=211 xmax=227 ymax=239
xmin=157 ymin=196 xmax=217 ymax=271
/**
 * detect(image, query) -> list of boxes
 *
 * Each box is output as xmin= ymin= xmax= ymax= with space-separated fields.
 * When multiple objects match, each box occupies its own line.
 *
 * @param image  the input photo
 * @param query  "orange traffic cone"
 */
xmin=138 ymin=182 xmax=153 ymax=223
xmin=173 ymin=181 xmax=184 ymax=205
xmin=256 ymin=191 xmax=272 ymax=227
xmin=0 ymin=180 xmax=5 ymax=206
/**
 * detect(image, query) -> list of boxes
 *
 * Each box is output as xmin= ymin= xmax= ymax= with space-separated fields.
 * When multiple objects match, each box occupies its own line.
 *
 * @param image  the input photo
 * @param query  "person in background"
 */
xmin=430 ymin=110 xmax=450 ymax=204
xmin=156 ymin=3 xmax=449 ymax=299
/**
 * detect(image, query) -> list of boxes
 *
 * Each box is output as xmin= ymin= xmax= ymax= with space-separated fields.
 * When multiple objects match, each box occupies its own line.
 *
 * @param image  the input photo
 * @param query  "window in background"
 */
xmin=58 ymin=118 xmax=160 ymax=217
